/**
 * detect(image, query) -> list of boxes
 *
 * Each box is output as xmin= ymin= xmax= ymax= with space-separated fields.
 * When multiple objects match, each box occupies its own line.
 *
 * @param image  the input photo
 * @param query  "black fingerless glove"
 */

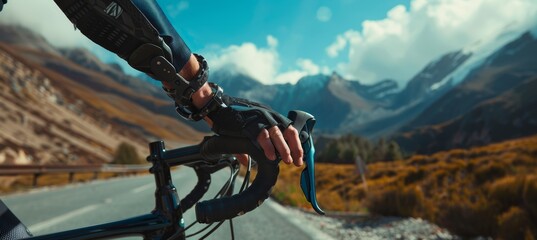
xmin=208 ymin=95 xmax=292 ymax=144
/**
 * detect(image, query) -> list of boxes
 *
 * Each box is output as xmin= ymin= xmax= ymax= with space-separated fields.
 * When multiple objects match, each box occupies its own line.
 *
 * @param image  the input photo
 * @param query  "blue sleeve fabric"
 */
xmin=131 ymin=0 xmax=192 ymax=71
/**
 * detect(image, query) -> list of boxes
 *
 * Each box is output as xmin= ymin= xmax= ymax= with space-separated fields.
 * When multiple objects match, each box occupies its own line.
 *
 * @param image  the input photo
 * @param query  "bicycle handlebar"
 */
xmin=179 ymin=157 xmax=238 ymax=213
xmin=155 ymin=110 xmax=321 ymax=224
xmin=193 ymin=110 xmax=323 ymax=223
xmin=196 ymin=136 xmax=279 ymax=224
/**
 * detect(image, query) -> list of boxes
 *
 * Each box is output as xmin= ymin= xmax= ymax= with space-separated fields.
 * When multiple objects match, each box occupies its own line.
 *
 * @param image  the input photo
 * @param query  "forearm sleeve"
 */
xmin=131 ymin=0 xmax=191 ymax=71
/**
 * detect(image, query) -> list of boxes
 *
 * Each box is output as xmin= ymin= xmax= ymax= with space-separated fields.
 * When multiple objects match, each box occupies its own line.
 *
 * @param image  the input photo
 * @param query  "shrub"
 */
xmin=317 ymin=135 xmax=403 ymax=163
xmin=488 ymin=176 xmax=526 ymax=210
xmin=407 ymin=155 xmax=426 ymax=165
xmin=403 ymin=168 xmax=425 ymax=184
xmin=497 ymin=207 xmax=536 ymax=240
xmin=523 ymin=175 xmax=537 ymax=219
xmin=365 ymin=186 xmax=399 ymax=216
xmin=385 ymin=141 xmax=403 ymax=161
xmin=436 ymin=195 xmax=500 ymax=237
xmin=365 ymin=184 xmax=428 ymax=218
xmin=474 ymin=161 xmax=509 ymax=184
xmin=112 ymin=142 xmax=144 ymax=165
xmin=512 ymin=154 xmax=536 ymax=167
xmin=318 ymin=190 xmax=345 ymax=211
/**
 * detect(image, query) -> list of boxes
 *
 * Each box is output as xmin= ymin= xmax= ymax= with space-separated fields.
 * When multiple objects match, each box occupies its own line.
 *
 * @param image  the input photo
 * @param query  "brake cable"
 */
xmin=239 ymin=156 xmax=253 ymax=191
xmin=185 ymin=156 xmax=253 ymax=239
xmin=228 ymin=156 xmax=252 ymax=240
xmin=200 ymin=157 xmax=253 ymax=240
xmin=183 ymin=162 xmax=234 ymax=238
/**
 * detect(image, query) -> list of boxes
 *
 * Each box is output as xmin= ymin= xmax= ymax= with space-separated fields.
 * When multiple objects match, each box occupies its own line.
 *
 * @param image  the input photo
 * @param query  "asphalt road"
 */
xmin=1 ymin=167 xmax=333 ymax=240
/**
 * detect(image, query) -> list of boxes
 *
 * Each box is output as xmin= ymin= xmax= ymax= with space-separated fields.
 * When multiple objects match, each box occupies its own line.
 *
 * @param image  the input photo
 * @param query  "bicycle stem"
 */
xmin=148 ymin=141 xmax=184 ymax=239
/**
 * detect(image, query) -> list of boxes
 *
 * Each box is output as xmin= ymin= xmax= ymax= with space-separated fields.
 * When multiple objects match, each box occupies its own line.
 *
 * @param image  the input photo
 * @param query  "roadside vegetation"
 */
xmin=317 ymin=134 xmax=404 ymax=163
xmin=273 ymin=134 xmax=537 ymax=239
xmin=112 ymin=142 xmax=144 ymax=165
xmin=0 ymin=142 xmax=146 ymax=193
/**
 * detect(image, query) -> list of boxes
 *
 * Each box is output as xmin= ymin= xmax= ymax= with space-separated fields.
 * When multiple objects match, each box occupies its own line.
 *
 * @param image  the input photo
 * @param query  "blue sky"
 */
xmin=1 ymin=0 xmax=536 ymax=86
xmin=156 ymin=0 xmax=409 ymax=72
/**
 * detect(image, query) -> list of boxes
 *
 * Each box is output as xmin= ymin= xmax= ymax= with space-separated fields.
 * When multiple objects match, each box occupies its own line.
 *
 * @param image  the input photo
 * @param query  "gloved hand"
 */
xmin=207 ymin=95 xmax=303 ymax=166
xmin=209 ymin=96 xmax=291 ymax=141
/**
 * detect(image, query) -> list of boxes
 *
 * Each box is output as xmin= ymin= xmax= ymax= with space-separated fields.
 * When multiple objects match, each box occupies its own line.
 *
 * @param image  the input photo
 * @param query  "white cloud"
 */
xmin=207 ymin=38 xmax=280 ymax=85
xmin=326 ymin=30 xmax=360 ymax=58
xmin=329 ymin=0 xmax=537 ymax=85
xmin=326 ymin=35 xmax=347 ymax=58
xmin=267 ymin=35 xmax=278 ymax=49
xmin=274 ymin=58 xmax=327 ymax=84
xmin=297 ymin=59 xmax=320 ymax=74
xmin=0 ymin=0 xmax=92 ymax=48
xmin=207 ymin=36 xmax=327 ymax=84
xmin=274 ymin=71 xmax=307 ymax=85
xmin=317 ymin=6 xmax=332 ymax=22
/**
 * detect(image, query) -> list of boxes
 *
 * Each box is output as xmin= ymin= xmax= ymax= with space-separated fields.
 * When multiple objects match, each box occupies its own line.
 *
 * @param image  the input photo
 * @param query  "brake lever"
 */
xmin=288 ymin=110 xmax=325 ymax=215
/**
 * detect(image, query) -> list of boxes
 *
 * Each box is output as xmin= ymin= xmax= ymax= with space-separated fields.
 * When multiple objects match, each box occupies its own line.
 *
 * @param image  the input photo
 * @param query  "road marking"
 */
xmin=29 ymin=204 xmax=99 ymax=232
xmin=131 ymin=183 xmax=154 ymax=194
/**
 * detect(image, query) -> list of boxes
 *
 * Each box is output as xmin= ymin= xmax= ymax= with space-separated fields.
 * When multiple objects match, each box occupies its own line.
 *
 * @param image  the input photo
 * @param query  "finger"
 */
xmin=235 ymin=154 xmax=249 ymax=166
xmin=284 ymin=126 xmax=304 ymax=167
xmin=257 ymin=128 xmax=276 ymax=160
xmin=268 ymin=126 xmax=292 ymax=164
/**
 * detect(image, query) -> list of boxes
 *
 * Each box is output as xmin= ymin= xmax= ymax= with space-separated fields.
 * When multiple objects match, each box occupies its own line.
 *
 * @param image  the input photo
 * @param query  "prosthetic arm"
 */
xmin=54 ymin=0 xmax=293 ymax=150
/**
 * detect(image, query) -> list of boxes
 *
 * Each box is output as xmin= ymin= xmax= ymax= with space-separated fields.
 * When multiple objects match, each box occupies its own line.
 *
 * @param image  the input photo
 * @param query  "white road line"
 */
xmin=29 ymin=204 xmax=99 ymax=232
xmin=131 ymin=183 xmax=154 ymax=194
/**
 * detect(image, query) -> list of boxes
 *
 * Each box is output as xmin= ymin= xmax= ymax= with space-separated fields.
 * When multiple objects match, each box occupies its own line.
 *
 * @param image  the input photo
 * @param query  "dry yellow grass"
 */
xmin=274 ymin=134 xmax=537 ymax=238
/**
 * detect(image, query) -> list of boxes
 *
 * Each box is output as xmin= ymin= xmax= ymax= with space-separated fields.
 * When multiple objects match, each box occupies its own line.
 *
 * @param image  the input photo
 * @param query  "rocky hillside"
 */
xmin=0 ymin=25 xmax=203 ymax=165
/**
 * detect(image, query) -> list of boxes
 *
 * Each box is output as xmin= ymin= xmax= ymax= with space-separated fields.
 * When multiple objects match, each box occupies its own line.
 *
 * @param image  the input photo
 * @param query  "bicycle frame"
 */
xmin=2 ymin=110 xmax=323 ymax=240
xmin=25 ymin=141 xmax=209 ymax=240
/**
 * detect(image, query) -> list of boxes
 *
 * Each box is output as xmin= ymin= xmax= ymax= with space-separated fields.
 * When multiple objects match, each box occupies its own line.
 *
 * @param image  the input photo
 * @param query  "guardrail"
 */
xmin=0 ymin=164 xmax=151 ymax=187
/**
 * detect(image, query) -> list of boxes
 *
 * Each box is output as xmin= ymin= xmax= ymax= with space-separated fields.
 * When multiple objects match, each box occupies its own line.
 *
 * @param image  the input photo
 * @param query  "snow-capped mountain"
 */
xmin=211 ymin=27 xmax=537 ymax=142
xmin=395 ymin=31 xmax=537 ymax=153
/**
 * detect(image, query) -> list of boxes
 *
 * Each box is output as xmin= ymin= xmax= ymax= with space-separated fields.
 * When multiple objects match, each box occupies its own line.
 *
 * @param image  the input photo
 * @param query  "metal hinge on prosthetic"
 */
xmin=150 ymin=56 xmax=197 ymax=106
xmin=127 ymin=42 xmax=198 ymax=106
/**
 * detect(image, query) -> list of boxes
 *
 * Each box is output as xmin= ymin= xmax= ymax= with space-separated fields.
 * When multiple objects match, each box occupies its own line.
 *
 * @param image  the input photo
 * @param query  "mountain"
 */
xmin=3 ymin=21 xmax=535 ymax=162
xmin=390 ymin=50 xmax=472 ymax=109
xmin=0 ymin=24 xmax=59 ymax=54
xmin=0 ymin=24 xmax=203 ymax=165
xmin=395 ymin=32 xmax=537 ymax=154
xmin=209 ymin=27 xmax=537 ymax=145
xmin=209 ymin=49 xmax=474 ymax=136
xmin=343 ymin=50 xmax=472 ymax=137
xmin=211 ymin=72 xmax=400 ymax=132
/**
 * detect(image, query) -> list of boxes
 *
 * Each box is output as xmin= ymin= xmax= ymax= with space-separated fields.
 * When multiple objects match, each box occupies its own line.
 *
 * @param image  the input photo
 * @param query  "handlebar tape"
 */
xmin=179 ymin=167 xmax=211 ymax=213
xmin=196 ymin=136 xmax=279 ymax=224
xmin=180 ymin=158 xmax=237 ymax=213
